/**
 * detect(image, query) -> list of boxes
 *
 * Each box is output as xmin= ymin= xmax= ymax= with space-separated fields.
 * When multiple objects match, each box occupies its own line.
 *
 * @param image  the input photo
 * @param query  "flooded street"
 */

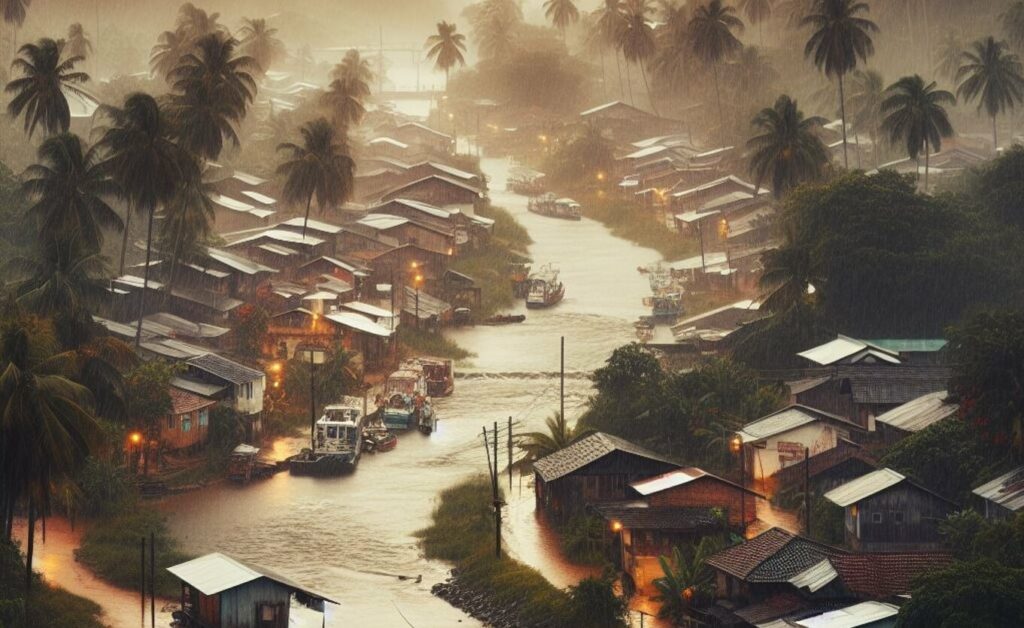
xmin=162 ymin=156 xmax=661 ymax=627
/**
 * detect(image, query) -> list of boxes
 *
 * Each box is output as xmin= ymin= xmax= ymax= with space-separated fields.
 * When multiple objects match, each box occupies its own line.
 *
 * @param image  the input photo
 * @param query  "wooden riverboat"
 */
xmin=527 ymin=193 xmax=582 ymax=221
xmin=526 ymin=265 xmax=565 ymax=309
xmin=227 ymin=444 xmax=278 ymax=483
xmin=417 ymin=356 xmax=455 ymax=397
xmin=481 ymin=313 xmax=526 ymax=325
xmin=507 ymin=166 xmax=546 ymax=196
xmin=288 ymin=397 xmax=365 ymax=476
xmin=362 ymin=424 xmax=398 ymax=453
xmin=381 ymin=368 xmax=429 ymax=430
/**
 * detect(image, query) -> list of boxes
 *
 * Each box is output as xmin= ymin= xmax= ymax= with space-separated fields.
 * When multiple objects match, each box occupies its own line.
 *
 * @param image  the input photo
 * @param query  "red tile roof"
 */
xmin=170 ymin=387 xmax=217 ymax=415
xmin=832 ymin=552 xmax=954 ymax=598
xmin=705 ymin=528 xmax=798 ymax=579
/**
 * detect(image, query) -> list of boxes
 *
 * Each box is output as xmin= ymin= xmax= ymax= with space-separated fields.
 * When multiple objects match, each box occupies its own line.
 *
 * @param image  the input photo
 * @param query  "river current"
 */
xmin=162 ymin=157 xmax=661 ymax=627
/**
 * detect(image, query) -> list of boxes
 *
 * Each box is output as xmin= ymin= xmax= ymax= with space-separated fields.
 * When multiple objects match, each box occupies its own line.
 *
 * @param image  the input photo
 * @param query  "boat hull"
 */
xmin=287 ymin=451 xmax=359 ymax=476
xmin=526 ymin=288 xmax=565 ymax=308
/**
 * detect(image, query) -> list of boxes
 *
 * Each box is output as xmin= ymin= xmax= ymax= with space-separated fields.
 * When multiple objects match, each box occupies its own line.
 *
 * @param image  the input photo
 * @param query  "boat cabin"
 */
xmin=167 ymin=552 xmax=336 ymax=628
xmin=315 ymin=398 xmax=365 ymax=454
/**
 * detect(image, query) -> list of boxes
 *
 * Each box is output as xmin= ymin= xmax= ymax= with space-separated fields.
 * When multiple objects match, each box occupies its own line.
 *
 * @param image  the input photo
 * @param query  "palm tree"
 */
xmin=21 ymin=133 xmax=122 ymax=253
xmin=238 ymin=17 xmax=285 ymax=75
xmin=322 ymin=77 xmax=367 ymax=129
xmin=1 ymin=0 xmax=30 ymax=55
xmin=619 ymin=0 xmax=659 ymax=115
xmin=757 ymin=243 xmax=823 ymax=314
xmin=277 ymin=118 xmax=355 ymax=237
xmin=1003 ymin=1 xmax=1024 ymax=52
xmin=425 ymin=21 xmax=467 ymax=90
xmin=330 ymin=49 xmax=374 ymax=98
xmin=652 ymin=538 xmax=723 ymax=622
xmin=517 ymin=412 xmax=579 ymax=465
xmin=474 ymin=10 xmax=517 ymax=60
xmin=881 ymin=74 xmax=955 ymax=189
xmin=158 ymin=173 xmax=213 ymax=295
xmin=935 ymin=31 xmax=963 ymax=85
xmin=150 ymin=29 xmax=190 ymax=80
xmin=95 ymin=93 xmax=195 ymax=345
xmin=5 ymin=38 xmax=90 ymax=138
xmin=593 ymin=0 xmax=627 ymax=100
xmin=651 ymin=2 xmax=692 ymax=97
xmin=847 ymin=68 xmax=885 ymax=166
xmin=176 ymin=2 xmax=223 ymax=40
xmin=738 ymin=0 xmax=773 ymax=47
xmin=690 ymin=0 xmax=744 ymax=142
xmin=957 ymin=37 xmax=1024 ymax=153
xmin=802 ymin=0 xmax=878 ymax=169
xmin=65 ymin=23 xmax=93 ymax=60
xmin=544 ymin=0 xmax=580 ymax=41
xmin=166 ymin=33 xmax=258 ymax=161
xmin=747 ymin=95 xmax=829 ymax=199
xmin=0 ymin=311 xmax=101 ymax=587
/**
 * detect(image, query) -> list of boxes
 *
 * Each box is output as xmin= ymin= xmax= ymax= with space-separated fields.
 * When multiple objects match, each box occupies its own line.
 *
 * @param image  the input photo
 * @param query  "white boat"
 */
xmin=288 ymin=397 xmax=366 ymax=475
xmin=526 ymin=264 xmax=565 ymax=309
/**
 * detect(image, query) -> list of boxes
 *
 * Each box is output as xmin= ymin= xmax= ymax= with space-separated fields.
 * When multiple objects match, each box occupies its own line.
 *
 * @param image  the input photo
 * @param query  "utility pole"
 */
xmin=150 ymin=531 xmax=155 ymax=628
xmin=493 ymin=420 xmax=501 ymax=559
xmin=560 ymin=336 xmax=565 ymax=423
xmin=140 ymin=537 xmax=145 ymax=624
xmin=508 ymin=416 xmax=513 ymax=492
xmin=310 ymin=350 xmax=316 ymax=451
xmin=805 ymin=447 xmax=811 ymax=535
xmin=739 ymin=442 xmax=746 ymax=533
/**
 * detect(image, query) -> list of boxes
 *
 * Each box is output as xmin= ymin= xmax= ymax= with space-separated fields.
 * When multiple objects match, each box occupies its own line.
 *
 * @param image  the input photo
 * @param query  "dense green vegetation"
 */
xmin=398 ymin=326 xmax=474 ymax=361
xmin=580 ymin=344 xmax=785 ymax=474
xmin=0 ymin=539 xmax=104 ymax=628
xmin=418 ymin=476 xmax=626 ymax=627
xmin=881 ymin=419 xmax=992 ymax=504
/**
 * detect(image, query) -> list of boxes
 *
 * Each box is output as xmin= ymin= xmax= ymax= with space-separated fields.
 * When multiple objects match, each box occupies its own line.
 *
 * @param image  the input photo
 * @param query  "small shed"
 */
xmin=167 ymin=552 xmax=337 ymax=628
xmin=738 ymin=405 xmax=864 ymax=481
xmin=162 ymin=387 xmax=217 ymax=451
xmin=972 ymin=466 xmax=1024 ymax=520
xmin=824 ymin=468 xmax=957 ymax=552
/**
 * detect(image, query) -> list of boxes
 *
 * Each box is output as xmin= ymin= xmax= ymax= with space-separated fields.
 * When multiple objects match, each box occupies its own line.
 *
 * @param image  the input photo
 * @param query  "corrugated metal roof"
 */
xmin=381 ymin=198 xmax=453 ymax=219
xmin=342 ymin=301 xmax=395 ymax=319
xmin=206 ymin=247 xmax=277 ymax=275
xmin=240 ymin=190 xmax=276 ymax=205
xmin=369 ymin=136 xmax=409 ymax=148
xmin=210 ymin=193 xmax=256 ymax=212
xmin=533 ymin=432 xmax=680 ymax=483
xmin=231 ymin=229 xmax=325 ymax=247
xmin=738 ymin=405 xmax=858 ymax=444
xmin=358 ymin=214 xmax=409 ymax=231
xmin=972 ymin=466 xmax=1024 ymax=512
xmin=324 ymin=312 xmax=394 ymax=338
xmin=258 ymin=243 xmax=298 ymax=256
xmin=167 ymin=552 xmax=337 ymax=603
xmin=787 ymin=559 xmax=838 ymax=593
xmin=278 ymin=217 xmax=343 ymax=234
xmin=188 ymin=353 xmax=264 ymax=385
xmin=874 ymin=391 xmax=957 ymax=433
xmin=868 ymin=339 xmax=947 ymax=353
xmin=795 ymin=601 xmax=898 ymax=628
xmin=672 ymin=175 xmax=755 ymax=198
xmin=631 ymin=467 xmax=709 ymax=495
xmin=171 ymin=376 xmax=228 ymax=397
xmin=823 ymin=468 xmax=905 ymax=507
xmin=674 ymin=208 xmax=720 ymax=224
xmin=798 ymin=335 xmax=901 ymax=366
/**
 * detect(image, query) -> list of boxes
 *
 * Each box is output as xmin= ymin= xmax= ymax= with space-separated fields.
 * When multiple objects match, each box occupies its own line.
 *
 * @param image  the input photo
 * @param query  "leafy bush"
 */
xmin=560 ymin=515 xmax=608 ymax=565
xmin=398 ymin=326 xmax=473 ymax=361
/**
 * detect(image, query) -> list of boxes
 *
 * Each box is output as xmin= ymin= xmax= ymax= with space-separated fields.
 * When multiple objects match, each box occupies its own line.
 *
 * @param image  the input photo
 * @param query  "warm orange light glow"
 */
xmin=414 ymin=274 xmax=424 ymax=285
xmin=538 ymin=134 xmax=548 ymax=143
xmin=410 ymin=261 xmax=419 ymax=269
xmin=447 ymin=112 xmax=454 ymax=120
xmin=730 ymin=435 xmax=742 ymax=453
xmin=129 ymin=432 xmax=142 ymax=444
xmin=596 ymin=171 xmax=606 ymax=181
xmin=611 ymin=521 xmax=623 ymax=533
xmin=682 ymin=587 xmax=694 ymax=601
xmin=270 ymin=362 xmax=282 ymax=373
xmin=273 ymin=380 xmax=280 ymax=389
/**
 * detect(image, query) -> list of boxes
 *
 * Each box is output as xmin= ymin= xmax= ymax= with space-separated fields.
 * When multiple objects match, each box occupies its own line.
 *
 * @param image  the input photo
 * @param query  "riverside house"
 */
xmin=161 ymin=387 xmax=217 ymax=452
xmin=533 ymin=432 xmax=680 ymax=522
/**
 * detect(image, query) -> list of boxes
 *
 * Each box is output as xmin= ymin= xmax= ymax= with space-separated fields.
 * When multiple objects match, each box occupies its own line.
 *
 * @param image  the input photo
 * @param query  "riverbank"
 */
xmin=584 ymin=194 xmax=695 ymax=260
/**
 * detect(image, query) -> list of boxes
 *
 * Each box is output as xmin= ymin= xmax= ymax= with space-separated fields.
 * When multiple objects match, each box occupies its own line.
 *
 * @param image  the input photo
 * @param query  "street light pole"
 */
xmin=309 ymin=349 xmax=316 ymax=451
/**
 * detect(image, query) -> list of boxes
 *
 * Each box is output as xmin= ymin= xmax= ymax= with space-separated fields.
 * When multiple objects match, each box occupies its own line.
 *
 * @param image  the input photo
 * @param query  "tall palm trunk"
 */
xmin=993 ymin=114 xmax=999 ymax=154
xmin=624 ymin=57 xmax=635 ymax=105
xmin=302 ymin=193 xmax=313 ymax=237
xmin=25 ymin=499 xmax=34 ymax=591
xmin=924 ymin=138 xmax=930 ymax=191
xmin=135 ymin=205 xmax=157 ymax=348
xmin=713 ymin=63 xmax=725 ymax=144
xmin=118 ymin=206 xmax=132 ymax=276
xmin=613 ymin=47 xmax=624 ymax=101
xmin=599 ymin=48 xmax=608 ymax=99
xmin=640 ymin=61 xmax=658 ymax=116
xmin=838 ymin=72 xmax=849 ymax=168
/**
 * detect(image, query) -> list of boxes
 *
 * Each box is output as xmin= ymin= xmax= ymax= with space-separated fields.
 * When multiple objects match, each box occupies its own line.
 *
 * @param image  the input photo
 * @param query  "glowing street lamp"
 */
xmin=610 ymin=520 xmax=623 ymax=533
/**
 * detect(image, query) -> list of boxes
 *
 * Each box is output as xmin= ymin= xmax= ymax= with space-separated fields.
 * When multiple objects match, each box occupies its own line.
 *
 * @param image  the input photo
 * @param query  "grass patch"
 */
xmin=0 ymin=540 xmax=104 ymax=628
xmin=76 ymin=507 xmax=192 ymax=599
xmin=398 ymin=326 xmax=474 ymax=361
xmin=478 ymin=202 xmax=532 ymax=251
xmin=418 ymin=477 xmax=572 ymax=625
xmin=583 ymin=193 xmax=696 ymax=260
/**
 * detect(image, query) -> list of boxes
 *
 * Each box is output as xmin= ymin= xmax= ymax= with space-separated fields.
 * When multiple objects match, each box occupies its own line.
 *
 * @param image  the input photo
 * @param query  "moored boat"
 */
xmin=227 ymin=444 xmax=278 ymax=483
xmin=362 ymin=424 xmax=397 ymax=453
xmin=527 ymin=193 xmax=582 ymax=220
xmin=288 ymin=397 xmax=366 ymax=476
xmin=507 ymin=166 xmax=546 ymax=195
xmin=416 ymin=356 xmax=455 ymax=397
xmin=525 ymin=265 xmax=565 ymax=309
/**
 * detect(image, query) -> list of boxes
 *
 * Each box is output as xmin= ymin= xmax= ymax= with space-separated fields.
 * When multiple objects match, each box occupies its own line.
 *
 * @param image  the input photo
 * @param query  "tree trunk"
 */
xmin=640 ymin=61 xmax=659 ymax=116
xmin=924 ymin=139 xmax=930 ymax=191
xmin=25 ymin=499 xmax=34 ymax=591
xmin=600 ymin=47 xmax=608 ymax=99
xmin=854 ymin=133 xmax=862 ymax=169
xmin=135 ymin=205 xmax=156 ymax=348
xmin=302 ymin=193 xmax=313 ymax=237
xmin=118 ymin=206 xmax=133 ymax=276
xmin=838 ymin=73 xmax=849 ymax=168
xmin=624 ymin=58 xmax=635 ymax=106
xmin=993 ymin=113 xmax=999 ymax=155
xmin=613 ymin=47 xmax=624 ymax=101
xmin=713 ymin=63 xmax=725 ymax=145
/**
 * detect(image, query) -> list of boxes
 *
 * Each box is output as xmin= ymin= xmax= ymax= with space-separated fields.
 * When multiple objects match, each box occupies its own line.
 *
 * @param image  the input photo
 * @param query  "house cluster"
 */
xmin=531 ymin=332 xmax=1010 ymax=627
xmin=94 ymin=112 xmax=489 ymax=456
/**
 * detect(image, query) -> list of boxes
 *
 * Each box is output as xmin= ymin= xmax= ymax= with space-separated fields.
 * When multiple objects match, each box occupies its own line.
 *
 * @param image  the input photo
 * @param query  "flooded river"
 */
xmin=162 ymin=157 xmax=661 ymax=627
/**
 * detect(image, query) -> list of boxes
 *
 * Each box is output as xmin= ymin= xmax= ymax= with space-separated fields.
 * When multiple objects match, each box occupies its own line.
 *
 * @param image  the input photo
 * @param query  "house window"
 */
xmin=198 ymin=408 xmax=209 ymax=427
xmin=167 ymin=415 xmax=176 ymax=430
xmin=182 ymin=415 xmax=192 ymax=433
xmin=893 ymin=511 xmax=904 ymax=524
xmin=871 ymin=512 xmax=883 ymax=524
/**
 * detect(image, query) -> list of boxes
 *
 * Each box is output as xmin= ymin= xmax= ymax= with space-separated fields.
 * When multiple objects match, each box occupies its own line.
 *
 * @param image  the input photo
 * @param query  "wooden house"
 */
xmin=370 ymin=198 xmax=476 ymax=248
xmin=972 ymin=466 xmax=1024 ymax=520
xmin=367 ymin=136 xmax=414 ymax=160
xmin=167 ymin=552 xmax=336 ymax=628
xmin=594 ymin=467 xmax=761 ymax=594
xmin=670 ymin=299 xmax=764 ymax=352
xmin=162 ymin=387 xmax=217 ymax=451
xmin=824 ymin=468 xmax=958 ymax=552
xmin=275 ymin=217 xmax=344 ymax=256
xmin=379 ymin=174 xmax=484 ymax=212
xmin=737 ymin=405 xmax=865 ymax=483
xmin=176 ymin=353 xmax=266 ymax=440
xmin=355 ymin=214 xmax=455 ymax=256
xmin=772 ymin=438 xmax=877 ymax=497
xmin=532 ymin=432 xmax=680 ymax=521
xmin=670 ymin=175 xmax=760 ymax=214
xmin=209 ymin=192 xmax=278 ymax=234
xmin=873 ymin=391 xmax=958 ymax=444
xmin=579 ymin=101 xmax=683 ymax=140
xmin=391 ymin=122 xmax=454 ymax=153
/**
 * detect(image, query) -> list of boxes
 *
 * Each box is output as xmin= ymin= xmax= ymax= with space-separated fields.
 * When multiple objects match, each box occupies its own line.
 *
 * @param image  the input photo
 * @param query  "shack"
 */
xmin=162 ymin=387 xmax=217 ymax=451
xmin=824 ymin=468 xmax=958 ymax=552
xmin=167 ymin=552 xmax=337 ymax=628
xmin=972 ymin=466 xmax=1024 ymax=520
xmin=533 ymin=432 xmax=680 ymax=521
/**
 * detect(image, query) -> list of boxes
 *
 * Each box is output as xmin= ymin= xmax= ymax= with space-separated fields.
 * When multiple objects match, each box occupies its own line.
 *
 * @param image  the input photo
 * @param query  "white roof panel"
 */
xmin=342 ymin=301 xmax=395 ymax=319
xmin=972 ymin=466 xmax=1024 ymax=512
xmin=369 ymin=137 xmax=409 ymax=149
xmin=630 ymin=468 xmax=709 ymax=495
xmin=824 ymin=468 xmax=905 ymax=507
xmin=874 ymin=391 xmax=957 ymax=433
xmin=383 ymin=198 xmax=453 ymax=219
xmin=788 ymin=559 xmax=839 ymax=593
xmin=358 ymin=214 xmax=409 ymax=231
xmin=797 ymin=335 xmax=901 ymax=366
xmin=167 ymin=552 xmax=261 ymax=596
xmin=324 ymin=312 xmax=394 ymax=337
xmin=675 ymin=209 xmax=721 ymax=224
xmin=738 ymin=406 xmax=820 ymax=443
xmin=672 ymin=175 xmax=755 ymax=198
xmin=796 ymin=602 xmax=899 ymax=628
xmin=210 ymin=193 xmax=256 ymax=212
xmin=278 ymin=217 xmax=343 ymax=234
xmin=232 ymin=171 xmax=267 ymax=186
xmin=240 ymin=190 xmax=276 ymax=205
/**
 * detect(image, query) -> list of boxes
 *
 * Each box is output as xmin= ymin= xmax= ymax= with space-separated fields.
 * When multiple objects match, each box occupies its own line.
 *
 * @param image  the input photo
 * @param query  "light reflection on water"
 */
xmin=161 ymin=157 xmax=661 ymax=626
